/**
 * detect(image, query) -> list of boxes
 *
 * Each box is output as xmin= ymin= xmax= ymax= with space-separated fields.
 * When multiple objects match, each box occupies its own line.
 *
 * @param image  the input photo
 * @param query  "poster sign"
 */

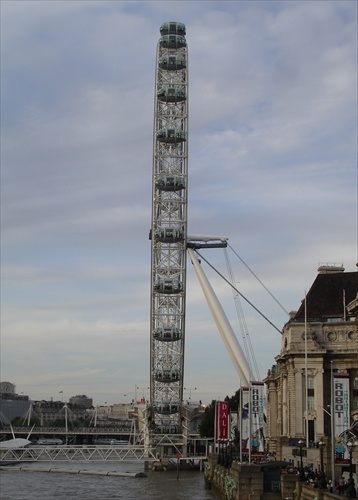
xmin=333 ymin=373 xmax=350 ymax=463
xmin=240 ymin=387 xmax=250 ymax=453
xmin=215 ymin=401 xmax=229 ymax=442
xmin=230 ymin=411 xmax=238 ymax=441
xmin=251 ymin=381 xmax=265 ymax=454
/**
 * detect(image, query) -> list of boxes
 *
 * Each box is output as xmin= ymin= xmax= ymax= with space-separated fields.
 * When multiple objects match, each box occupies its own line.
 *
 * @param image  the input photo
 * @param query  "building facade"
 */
xmin=0 ymin=381 xmax=31 ymax=425
xmin=264 ymin=265 xmax=358 ymax=478
xmin=69 ymin=395 xmax=93 ymax=409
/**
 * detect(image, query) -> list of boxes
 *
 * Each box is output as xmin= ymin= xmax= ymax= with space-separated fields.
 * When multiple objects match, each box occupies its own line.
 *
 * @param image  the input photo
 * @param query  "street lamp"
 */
xmin=318 ymin=440 xmax=325 ymax=474
xmin=184 ymin=387 xmax=197 ymax=402
xmin=266 ymin=436 xmax=270 ymax=455
xmin=218 ymin=439 xmax=222 ymax=465
xmin=347 ymin=439 xmax=357 ymax=478
xmin=318 ymin=440 xmax=326 ymax=489
xmin=298 ymin=439 xmax=305 ymax=481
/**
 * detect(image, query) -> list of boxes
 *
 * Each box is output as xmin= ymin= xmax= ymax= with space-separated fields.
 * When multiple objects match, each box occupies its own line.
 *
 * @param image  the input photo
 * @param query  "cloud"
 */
xmin=1 ymin=0 xmax=356 ymax=404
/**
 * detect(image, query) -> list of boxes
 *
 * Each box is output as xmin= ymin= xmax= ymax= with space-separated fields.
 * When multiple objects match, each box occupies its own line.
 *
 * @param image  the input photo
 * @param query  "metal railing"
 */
xmin=0 ymin=445 xmax=157 ymax=462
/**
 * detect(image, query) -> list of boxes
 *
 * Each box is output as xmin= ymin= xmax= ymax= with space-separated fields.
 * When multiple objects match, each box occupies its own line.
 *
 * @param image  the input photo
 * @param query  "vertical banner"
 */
xmin=240 ymin=387 xmax=250 ymax=454
xmin=251 ymin=382 xmax=265 ymax=454
xmin=215 ymin=401 xmax=229 ymax=442
xmin=333 ymin=373 xmax=350 ymax=463
xmin=230 ymin=411 xmax=238 ymax=441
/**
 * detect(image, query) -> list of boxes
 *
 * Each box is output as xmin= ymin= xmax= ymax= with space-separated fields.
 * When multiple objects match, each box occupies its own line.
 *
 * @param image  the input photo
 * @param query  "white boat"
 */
xmin=36 ymin=438 xmax=63 ymax=445
xmin=110 ymin=439 xmax=129 ymax=446
xmin=0 ymin=424 xmax=34 ymax=449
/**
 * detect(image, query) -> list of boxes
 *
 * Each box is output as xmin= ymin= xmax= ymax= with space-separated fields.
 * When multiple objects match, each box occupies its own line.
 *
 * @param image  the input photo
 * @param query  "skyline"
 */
xmin=1 ymin=1 xmax=357 ymax=405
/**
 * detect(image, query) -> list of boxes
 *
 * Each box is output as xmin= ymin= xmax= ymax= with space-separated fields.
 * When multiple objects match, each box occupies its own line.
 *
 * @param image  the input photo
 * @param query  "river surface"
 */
xmin=0 ymin=461 xmax=219 ymax=499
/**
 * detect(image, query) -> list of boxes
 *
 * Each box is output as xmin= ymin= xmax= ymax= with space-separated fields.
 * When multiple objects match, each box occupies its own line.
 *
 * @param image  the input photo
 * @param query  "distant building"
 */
xmin=0 ymin=381 xmax=30 ymax=425
xmin=264 ymin=265 xmax=358 ymax=479
xmin=32 ymin=400 xmax=89 ymax=426
xmin=69 ymin=395 xmax=93 ymax=409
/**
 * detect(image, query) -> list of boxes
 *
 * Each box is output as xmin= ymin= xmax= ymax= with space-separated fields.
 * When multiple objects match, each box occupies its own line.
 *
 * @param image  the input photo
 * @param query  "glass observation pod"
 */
xmin=153 ymin=368 xmax=181 ymax=383
xmin=153 ymin=327 xmax=182 ymax=342
xmin=154 ymin=227 xmax=184 ymax=243
xmin=156 ymin=267 xmax=181 ymax=275
xmin=153 ymin=401 xmax=180 ymax=415
xmin=160 ymin=22 xmax=186 ymax=36
xmin=154 ymin=279 xmax=183 ymax=294
xmin=158 ymin=55 xmax=186 ymax=71
xmin=155 ymin=175 xmax=186 ymax=191
xmin=159 ymin=35 xmax=186 ymax=49
xmin=157 ymin=87 xmax=186 ymax=103
xmin=157 ymin=128 xmax=186 ymax=144
xmin=154 ymin=423 xmax=181 ymax=434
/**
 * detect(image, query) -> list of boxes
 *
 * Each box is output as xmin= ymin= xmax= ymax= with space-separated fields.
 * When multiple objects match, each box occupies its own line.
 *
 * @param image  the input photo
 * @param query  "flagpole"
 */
xmin=305 ymin=291 xmax=309 ymax=447
xmin=249 ymin=383 xmax=252 ymax=464
xmin=331 ymin=361 xmax=335 ymax=491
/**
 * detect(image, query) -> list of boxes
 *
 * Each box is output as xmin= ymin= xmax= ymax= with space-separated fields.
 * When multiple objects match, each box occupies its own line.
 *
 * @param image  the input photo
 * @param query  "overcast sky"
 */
xmin=1 ymin=1 xmax=357 ymax=406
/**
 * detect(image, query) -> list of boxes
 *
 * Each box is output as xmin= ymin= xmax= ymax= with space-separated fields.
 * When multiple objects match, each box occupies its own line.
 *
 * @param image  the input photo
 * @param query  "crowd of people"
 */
xmin=299 ymin=468 xmax=357 ymax=498
xmin=334 ymin=475 xmax=357 ymax=498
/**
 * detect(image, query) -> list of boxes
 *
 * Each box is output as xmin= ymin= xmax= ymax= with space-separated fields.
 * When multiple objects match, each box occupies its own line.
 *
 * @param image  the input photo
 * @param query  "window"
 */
xmin=353 ymin=395 xmax=358 ymax=411
xmin=307 ymin=377 xmax=314 ymax=389
xmin=308 ymin=396 xmax=315 ymax=410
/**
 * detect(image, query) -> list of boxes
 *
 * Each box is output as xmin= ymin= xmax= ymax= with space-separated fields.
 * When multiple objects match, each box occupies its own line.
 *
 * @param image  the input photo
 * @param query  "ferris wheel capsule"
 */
xmin=153 ymin=368 xmax=181 ymax=383
xmin=157 ymin=87 xmax=186 ymax=103
xmin=153 ymin=401 xmax=180 ymax=415
xmin=158 ymin=55 xmax=186 ymax=71
xmin=156 ymin=128 xmax=186 ymax=143
xmin=155 ymin=175 xmax=186 ymax=191
xmin=154 ymin=278 xmax=183 ymax=294
xmin=159 ymin=35 xmax=186 ymax=49
xmin=153 ymin=327 xmax=182 ymax=342
xmin=154 ymin=227 xmax=184 ymax=243
xmin=160 ymin=22 xmax=186 ymax=36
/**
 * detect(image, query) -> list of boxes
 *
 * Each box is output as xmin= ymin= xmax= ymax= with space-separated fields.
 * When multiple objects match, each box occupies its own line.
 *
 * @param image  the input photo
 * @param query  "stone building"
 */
xmin=0 ymin=381 xmax=31 ymax=424
xmin=31 ymin=400 xmax=88 ymax=426
xmin=69 ymin=395 xmax=93 ymax=409
xmin=264 ymin=265 xmax=358 ymax=478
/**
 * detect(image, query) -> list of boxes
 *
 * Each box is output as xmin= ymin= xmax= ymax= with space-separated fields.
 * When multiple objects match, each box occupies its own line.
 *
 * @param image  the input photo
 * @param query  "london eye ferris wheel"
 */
xmin=149 ymin=21 xmax=188 ymax=437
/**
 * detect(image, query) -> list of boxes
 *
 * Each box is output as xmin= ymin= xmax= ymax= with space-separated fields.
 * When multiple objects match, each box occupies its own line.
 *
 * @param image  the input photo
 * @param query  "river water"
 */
xmin=0 ymin=461 xmax=219 ymax=499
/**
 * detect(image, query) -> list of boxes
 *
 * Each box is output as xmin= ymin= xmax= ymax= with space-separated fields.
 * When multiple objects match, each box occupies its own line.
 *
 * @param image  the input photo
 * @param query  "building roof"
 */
xmin=294 ymin=271 xmax=358 ymax=321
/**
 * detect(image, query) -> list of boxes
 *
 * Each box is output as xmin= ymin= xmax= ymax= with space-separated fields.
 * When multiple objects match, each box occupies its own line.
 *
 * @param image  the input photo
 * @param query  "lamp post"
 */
xmin=298 ymin=439 xmax=305 ymax=481
xmin=319 ymin=440 xmax=324 ymax=474
xmin=318 ymin=440 xmax=326 ymax=489
xmin=184 ymin=387 xmax=197 ymax=402
xmin=224 ymin=439 xmax=229 ymax=468
xmin=229 ymin=438 xmax=233 ymax=467
xmin=346 ymin=439 xmax=358 ymax=498
xmin=347 ymin=439 xmax=356 ymax=478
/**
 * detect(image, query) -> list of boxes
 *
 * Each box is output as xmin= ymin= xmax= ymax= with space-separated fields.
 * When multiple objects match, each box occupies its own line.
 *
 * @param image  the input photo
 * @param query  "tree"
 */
xmin=199 ymin=390 xmax=241 ymax=438
xmin=226 ymin=389 xmax=241 ymax=412
xmin=199 ymin=400 xmax=216 ymax=438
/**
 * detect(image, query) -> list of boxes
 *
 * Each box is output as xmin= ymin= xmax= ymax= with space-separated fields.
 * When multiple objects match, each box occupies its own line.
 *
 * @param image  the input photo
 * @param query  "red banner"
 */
xmin=215 ymin=401 xmax=229 ymax=442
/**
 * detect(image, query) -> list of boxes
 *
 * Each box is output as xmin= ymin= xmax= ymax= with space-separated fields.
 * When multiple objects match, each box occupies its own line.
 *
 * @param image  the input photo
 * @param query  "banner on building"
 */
xmin=215 ymin=401 xmax=229 ymax=442
xmin=230 ymin=411 xmax=238 ymax=442
xmin=333 ymin=373 xmax=350 ymax=463
xmin=251 ymin=381 xmax=265 ymax=454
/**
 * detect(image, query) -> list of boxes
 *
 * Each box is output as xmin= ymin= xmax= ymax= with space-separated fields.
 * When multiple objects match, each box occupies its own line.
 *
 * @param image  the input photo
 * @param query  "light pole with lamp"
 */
xmin=318 ymin=440 xmax=326 ymax=489
xmin=184 ymin=387 xmax=197 ymax=403
xmin=347 ymin=439 xmax=357 ymax=478
xmin=298 ymin=439 xmax=305 ymax=481
xmin=346 ymin=439 xmax=357 ymax=498
xmin=265 ymin=436 xmax=270 ymax=457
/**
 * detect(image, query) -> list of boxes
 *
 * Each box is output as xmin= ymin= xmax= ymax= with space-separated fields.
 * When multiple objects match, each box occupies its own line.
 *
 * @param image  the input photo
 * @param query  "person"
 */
xmin=345 ymin=475 xmax=356 ymax=498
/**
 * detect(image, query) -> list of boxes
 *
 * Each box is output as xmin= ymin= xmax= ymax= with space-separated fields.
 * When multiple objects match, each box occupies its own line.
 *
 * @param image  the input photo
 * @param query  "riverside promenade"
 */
xmin=204 ymin=453 xmax=348 ymax=500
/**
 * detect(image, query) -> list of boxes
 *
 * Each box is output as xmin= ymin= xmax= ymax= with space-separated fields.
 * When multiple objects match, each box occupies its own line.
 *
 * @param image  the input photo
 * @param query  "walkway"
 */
xmin=0 ymin=445 xmax=156 ymax=463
